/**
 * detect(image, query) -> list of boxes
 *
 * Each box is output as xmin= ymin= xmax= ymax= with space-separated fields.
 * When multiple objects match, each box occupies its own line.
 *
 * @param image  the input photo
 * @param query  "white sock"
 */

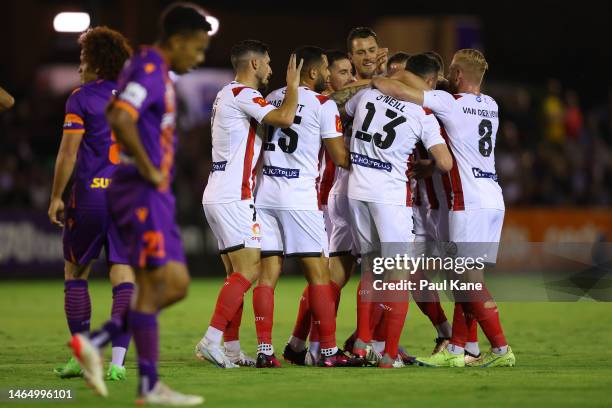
xmin=288 ymin=336 xmax=306 ymax=352
xmin=224 ymin=340 xmax=240 ymax=354
xmin=204 ymin=326 xmax=223 ymax=345
xmin=309 ymin=341 xmax=320 ymax=356
xmin=492 ymin=345 xmax=508 ymax=355
xmin=447 ymin=343 xmax=464 ymax=355
xmin=435 ymin=321 xmax=452 ymax=338
xmin=111 ymin=347 xmax=127 ymax=366
xmin=257 ymin=343 xmax=274 ymax=356
xmin=372 ymin=341 xmax=385 ymax=354
xmin=321 ymin=346 xmax=338 ymax=357
xmin=465 ymin=342 xmax=480 ymax=356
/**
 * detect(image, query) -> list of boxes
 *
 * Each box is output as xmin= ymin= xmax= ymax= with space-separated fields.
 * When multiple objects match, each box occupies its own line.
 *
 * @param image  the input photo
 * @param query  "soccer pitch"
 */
xmin=1 ymin=277 xmax=611 ymax=408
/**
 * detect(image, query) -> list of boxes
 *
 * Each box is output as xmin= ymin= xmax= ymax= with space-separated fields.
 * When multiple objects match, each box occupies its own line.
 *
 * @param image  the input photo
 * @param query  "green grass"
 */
xmin=1 ymin=277 xmax=612 ymax=407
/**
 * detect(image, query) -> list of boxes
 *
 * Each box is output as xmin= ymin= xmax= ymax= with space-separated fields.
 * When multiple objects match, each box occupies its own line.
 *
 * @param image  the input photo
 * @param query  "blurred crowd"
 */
xmin=1 ymin=78 xmax=611 ymax=217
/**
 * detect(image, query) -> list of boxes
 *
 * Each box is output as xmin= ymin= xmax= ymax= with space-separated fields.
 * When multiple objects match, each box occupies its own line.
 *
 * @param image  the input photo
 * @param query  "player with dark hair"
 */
xmin=373 ymin=49 xmax=516 ymax=368
xmin=48 ymin=26 xmax=133 ymax=381
xmin=251 ymin=45 xmax=349 ymax=367
xmin=69 ymin=3 xmax=211 ymax=404
xmin=324 ymin=50 xmax=355 ymax=95
xmin=387 ymin=51 xmax=411 ymax=75
xmin=197 ymin=39 xmax=303 ymax=368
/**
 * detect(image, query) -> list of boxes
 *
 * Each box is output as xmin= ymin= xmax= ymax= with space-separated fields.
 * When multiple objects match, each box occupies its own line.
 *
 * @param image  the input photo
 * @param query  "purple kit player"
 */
xmin=47 ymin=26 xmax=133 ymax=381
xmin=69 ymin=4 xmax=211 ymax=405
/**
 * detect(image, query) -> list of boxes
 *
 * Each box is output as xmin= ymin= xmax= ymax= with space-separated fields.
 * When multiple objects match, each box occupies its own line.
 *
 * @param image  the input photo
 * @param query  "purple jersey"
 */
xmin=112 ymin=46 xmax=176 ymax=191
xmin=63 ymin=79 xmax=119 ymax=209
xmin=107 ymin=46 xmax=184 ymax=269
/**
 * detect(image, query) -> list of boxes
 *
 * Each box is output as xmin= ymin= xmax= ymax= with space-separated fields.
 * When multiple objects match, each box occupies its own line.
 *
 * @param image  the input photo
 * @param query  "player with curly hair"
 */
xmin=48 ymin=26 xmax=134 ymax=381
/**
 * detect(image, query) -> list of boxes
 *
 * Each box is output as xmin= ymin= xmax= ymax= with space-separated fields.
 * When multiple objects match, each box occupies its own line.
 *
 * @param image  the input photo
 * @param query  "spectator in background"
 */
xmin=542 ymin=79 xmax=565 ymax=144
xmin=564 ymin=90 xmax=583 ymax=140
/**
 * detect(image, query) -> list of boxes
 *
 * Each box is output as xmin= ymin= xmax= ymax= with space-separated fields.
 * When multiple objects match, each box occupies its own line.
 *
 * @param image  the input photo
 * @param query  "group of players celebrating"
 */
xmin=47 ymin=2 xmax=515 ymax=406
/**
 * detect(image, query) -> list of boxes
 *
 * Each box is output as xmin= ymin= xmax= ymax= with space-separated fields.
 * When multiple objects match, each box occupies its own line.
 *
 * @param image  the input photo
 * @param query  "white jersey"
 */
xmin=347 ymin=88 xmax=445 ymax=206
xmin=423 ymin=90 xmax=504 ymax=211
xmin=255 ymin=86 xmax=343 ymax=210
xmin=413 ymin=140 xmax=452 ymax=211
xmin=202 ymin=81 xmax=276 ymax=204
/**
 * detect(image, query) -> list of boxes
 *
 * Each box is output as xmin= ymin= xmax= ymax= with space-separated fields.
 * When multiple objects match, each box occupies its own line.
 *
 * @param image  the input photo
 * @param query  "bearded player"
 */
xmin=373 ymin=49 xmax=516 ymax=368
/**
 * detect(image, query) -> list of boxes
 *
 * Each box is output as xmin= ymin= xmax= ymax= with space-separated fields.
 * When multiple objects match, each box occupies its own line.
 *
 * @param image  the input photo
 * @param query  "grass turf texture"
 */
xmin=1 ymin=278 xmax=611 ymax=407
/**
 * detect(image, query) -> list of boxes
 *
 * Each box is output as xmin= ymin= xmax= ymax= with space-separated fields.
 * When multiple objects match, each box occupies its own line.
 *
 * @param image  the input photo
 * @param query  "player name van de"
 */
xmin=373 ymin=279 xmax=483 ymax=291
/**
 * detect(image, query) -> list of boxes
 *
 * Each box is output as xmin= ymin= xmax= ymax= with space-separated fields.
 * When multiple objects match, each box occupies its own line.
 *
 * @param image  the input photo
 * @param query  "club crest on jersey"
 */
xmin=251 ymin=222 xmax=261 ymax=237
xmin=135 ymin=207 xmax=149 ymax=223
xmin=252 ymin=97 xmax=269 ymax=107
xmin=335 ymin=115 xmax=342 ymax=132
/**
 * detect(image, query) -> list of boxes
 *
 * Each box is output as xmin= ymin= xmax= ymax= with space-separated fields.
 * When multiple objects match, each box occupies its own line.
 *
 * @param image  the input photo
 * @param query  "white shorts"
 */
xmin=347 ymin=198 xmax=415 ymax=258
xmin=328 ymin=193 xmax=358 ymax=257
xmin=203 ymin=200 xmax=261 ymax=253
xmin=321 ymin=205 xmax=332 ymax=257
xmin=413 ymin=206 xmax=450 ymax=255
xmin=449 ymin=209 xmax=504 ymax=264
xmin=257 ymin=208 xmax=327 ymax=257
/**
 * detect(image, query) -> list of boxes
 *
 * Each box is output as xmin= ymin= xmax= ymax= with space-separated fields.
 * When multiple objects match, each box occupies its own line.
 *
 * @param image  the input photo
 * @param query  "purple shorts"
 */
xmin=63 ymin=206 xmax=129 ymax=266
xmin=107 ymin=166 xmax=185 ymax=269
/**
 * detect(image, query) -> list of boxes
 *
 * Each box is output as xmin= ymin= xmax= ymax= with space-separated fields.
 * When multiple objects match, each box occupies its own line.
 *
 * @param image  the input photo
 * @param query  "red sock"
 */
xmin=253 ymin=285 xmax=275 ymax=345
xmin=224 ymin=298 xmax=243 ymax=342
xmin=291 ymin=286 xmax=311 ymax=341
xmin=467 ymin=313 xmax=478 ymax=343
xmin=356 ymin=281 xmax=372 ymax=343
xmin=372 ymin=304 xmax=386 ymax=341
xmin=309 ymin=319 xmax=319 ymax=342
xmin=415 ymin=300 xmax=448 ymax=326
xmin=467 ymin=287 xmax=507 ymax=348
xmin=382 ymin=295 xmax=409 ymax=359
xmin=450 ymin=302 xmax=469 ymax=348
xmin=209 ymin=272 xmax=251 ymax=332
xmin=309 ymin=284 xmax=336 ymax=349
xmin=330 ymin=281 xmax=341 ymax=314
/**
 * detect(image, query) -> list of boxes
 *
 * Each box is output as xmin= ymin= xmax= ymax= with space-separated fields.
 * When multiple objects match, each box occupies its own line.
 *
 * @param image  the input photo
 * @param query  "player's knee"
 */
xmin=484 ymin=300 xmax=497 ymax=309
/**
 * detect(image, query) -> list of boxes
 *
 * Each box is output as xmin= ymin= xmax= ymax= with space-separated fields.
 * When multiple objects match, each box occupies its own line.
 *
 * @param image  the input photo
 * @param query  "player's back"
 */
xmin=423 ymin=90 xmax=503 ymax=210
xmin=203 ymin=81 xmax=276 ymax=204
xmin=348 ymin=88 xmax=441 ymax=206
xmin=63 ymin=80 xmax=118 ymax=209
xmin=255 ymin=86 xmax=342 ymax=210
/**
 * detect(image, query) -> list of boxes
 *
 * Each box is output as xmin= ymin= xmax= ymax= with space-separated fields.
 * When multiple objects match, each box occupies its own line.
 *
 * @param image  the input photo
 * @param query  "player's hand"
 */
xmin=286 ymin=53 xmax=304 ymax=89
xmin=375 ymin=48 xmax=389 ymax=76
xmin=409 ymin=159 xmax=436 ymax=179
xmin=48 ymin=197 xmax=65 ymax=228
xmin=143 ymin=166 xmax=166 ymax=187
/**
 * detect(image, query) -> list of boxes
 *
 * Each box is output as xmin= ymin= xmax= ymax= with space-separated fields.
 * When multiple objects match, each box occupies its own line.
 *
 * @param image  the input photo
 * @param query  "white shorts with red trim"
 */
xmin=449 ymin=208 xmax=504 ymax=264
xmin=328 ymin=193 xmax=359 ymax=257
xmin=413 ymin=205 xmax=450 ymax=243
xmin=347 ymin=198 xmax=415 ymax=258
xmin=258 ymin=208 xmax=327 ymax=257
xmin=203 ymin=199 xmax=261 ymax=253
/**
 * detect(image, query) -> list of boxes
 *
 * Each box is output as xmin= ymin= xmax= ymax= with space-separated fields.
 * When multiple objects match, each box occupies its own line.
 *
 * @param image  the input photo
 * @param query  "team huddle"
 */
xmin=47 ymin=2 xmax=514 ymax=406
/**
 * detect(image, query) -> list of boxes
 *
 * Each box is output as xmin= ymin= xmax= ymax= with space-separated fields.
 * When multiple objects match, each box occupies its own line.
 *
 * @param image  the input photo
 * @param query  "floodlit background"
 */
xmin=0 ymin=0 xmax=610 ymax=277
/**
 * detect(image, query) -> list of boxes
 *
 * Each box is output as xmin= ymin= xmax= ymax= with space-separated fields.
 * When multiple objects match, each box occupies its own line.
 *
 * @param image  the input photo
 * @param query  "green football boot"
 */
xmin=471 ymin=347 xmax=515 ymax=368
xmin=53 ymin=356 xmax=83 ymax=378
xmin=416 ymin=348 xmax=465 ymax=367
xmin=105 ymin=363 xmax=127 ymax=381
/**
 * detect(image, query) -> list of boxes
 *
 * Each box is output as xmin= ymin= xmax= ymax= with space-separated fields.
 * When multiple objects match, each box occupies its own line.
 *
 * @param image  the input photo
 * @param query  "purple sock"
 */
xmin=129 ymin=310 xmax=159 ymax=395
xmin=64 ymin=280 xmax=91 ymax=335
xmin=110 ymin=282 xmax=134 ymax=354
